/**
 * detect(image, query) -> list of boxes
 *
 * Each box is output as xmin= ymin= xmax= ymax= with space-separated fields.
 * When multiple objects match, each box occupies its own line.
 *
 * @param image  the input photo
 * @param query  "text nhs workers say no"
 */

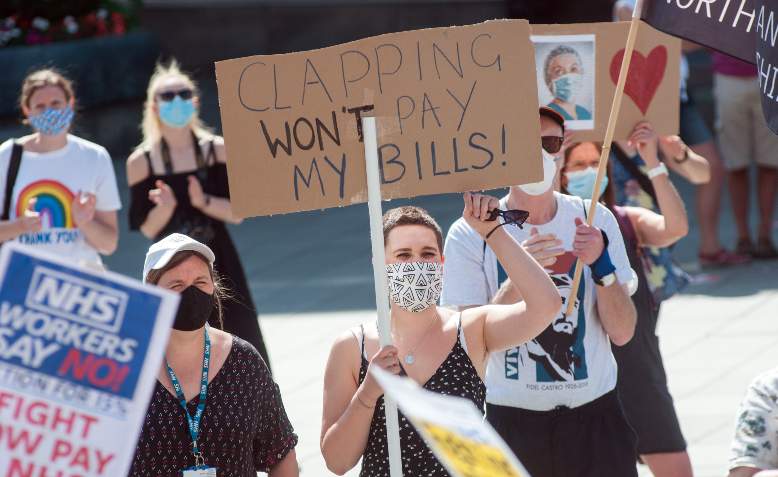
xmin=0 ymin=252 xmax=161 ymax=400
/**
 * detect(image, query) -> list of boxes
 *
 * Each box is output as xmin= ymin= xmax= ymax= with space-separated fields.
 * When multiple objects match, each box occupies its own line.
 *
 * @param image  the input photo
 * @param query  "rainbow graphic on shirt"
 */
xmin=15 ymin=180 xmax=75 ymax=229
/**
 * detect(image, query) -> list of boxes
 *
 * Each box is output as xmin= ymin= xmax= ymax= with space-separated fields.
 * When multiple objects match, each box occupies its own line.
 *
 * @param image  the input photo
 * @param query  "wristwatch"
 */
xmin=595 ymin=272 xmax=617 ymax=287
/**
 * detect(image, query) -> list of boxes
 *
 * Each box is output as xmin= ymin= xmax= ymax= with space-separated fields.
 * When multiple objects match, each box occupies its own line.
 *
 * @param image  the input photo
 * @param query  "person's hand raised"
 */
xmin=72 ymin=191 xmax=97 ymax=227
xmin=521 ymin=227 xmax=564 ymax=269
xmin=16 ymin=198 xmax=41 ymax=234
xmin=628 ymin=121 xmax=660 ymax=166
xmin=462 ymin=192 xmax=500 ymax=239
xmin=572 ymin=217 xmax=605 ymax=265
xmin=149 ymin=180 xmax=177 ymax=211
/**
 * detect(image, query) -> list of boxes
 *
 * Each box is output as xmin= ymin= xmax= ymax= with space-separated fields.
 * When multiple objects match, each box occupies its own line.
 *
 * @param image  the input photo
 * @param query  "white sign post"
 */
xmin=362 ymin=116 xmax=403 ymax=477
xmin=0 ymin=243 xmax=178 ymax=477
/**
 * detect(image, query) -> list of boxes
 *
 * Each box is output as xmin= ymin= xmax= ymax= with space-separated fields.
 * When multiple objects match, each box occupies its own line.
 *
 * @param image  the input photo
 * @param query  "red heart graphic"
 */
xmin=610 ymin=46 xmax=667 ymax=115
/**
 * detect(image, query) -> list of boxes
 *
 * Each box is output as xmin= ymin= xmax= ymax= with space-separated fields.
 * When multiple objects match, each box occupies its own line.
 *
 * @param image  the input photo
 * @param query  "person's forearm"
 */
xmin=140 ymin=205 xmax=174 ymax=239
xmin=675 ymin=150 xmax=711 ymax=184
xmin=198 ymin=196 xmax=243 ymax=224
xmin=595 ymin=283 xmax=636 ymax=346
xmin=486 ymin=228 xmax=558 ymax=318
xmin=0 ymin=221 xmax=24 ymax=242
xmin=491 ymin=279 xmax=523 ymax=305
xmin=651 ymin=174 xmax=689 ymax=242
xmin=79 ymin=218 xmax=118 ymax=255
xmin=269 ymin=450 xmax=299 ymax=477
xmin=321 ymin=387 xmax=376 ymax=475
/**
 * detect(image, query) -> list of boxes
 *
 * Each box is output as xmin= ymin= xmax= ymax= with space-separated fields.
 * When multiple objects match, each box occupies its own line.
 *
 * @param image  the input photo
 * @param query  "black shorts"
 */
xmin=486 ymin=390 xmax=638 ymax=477
xmin=612 ymin=306 xmax=687 ymax=455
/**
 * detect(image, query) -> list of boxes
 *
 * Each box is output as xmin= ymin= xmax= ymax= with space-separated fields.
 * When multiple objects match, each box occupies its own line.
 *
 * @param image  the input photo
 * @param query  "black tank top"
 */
xmin=357 ymin=315 xmax=486 ymax=477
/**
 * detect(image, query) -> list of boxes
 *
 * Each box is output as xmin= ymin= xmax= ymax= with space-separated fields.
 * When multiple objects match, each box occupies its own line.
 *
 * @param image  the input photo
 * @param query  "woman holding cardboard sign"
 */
xmin=320 ymin=195 xmax=560 ymax=476
xmin=126 ymin=61 xmax=271 ymax=368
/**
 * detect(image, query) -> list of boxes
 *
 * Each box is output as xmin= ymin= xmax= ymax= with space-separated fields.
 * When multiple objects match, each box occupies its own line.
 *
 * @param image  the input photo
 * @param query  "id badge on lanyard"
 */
xmin=168 ymin=326 xmax=218 ymax=477
xmin=182 ymin=468 xmax=217 ymax=477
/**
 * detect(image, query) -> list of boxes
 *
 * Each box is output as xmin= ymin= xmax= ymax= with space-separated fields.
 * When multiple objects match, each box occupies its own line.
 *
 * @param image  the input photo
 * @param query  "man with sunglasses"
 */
xmin=441 ymin=107 xmax=639 ymax=477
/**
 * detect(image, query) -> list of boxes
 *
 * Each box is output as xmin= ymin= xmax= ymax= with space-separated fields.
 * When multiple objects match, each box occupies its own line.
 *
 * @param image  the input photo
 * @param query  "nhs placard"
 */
xmin=26 ymin=266 xmax=129 ymax=333
xmin=0 ymin=243 xmax=178 ymax=477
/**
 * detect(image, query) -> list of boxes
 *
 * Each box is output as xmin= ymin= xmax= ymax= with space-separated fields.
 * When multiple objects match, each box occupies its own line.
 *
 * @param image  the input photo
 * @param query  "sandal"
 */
xmin=735 ymin=239 xmax=755 ymax=257
xmin=699 ymin=249 xmax=751 ymax=268
xmin=754 ymin=238 xmax=778 ymax=259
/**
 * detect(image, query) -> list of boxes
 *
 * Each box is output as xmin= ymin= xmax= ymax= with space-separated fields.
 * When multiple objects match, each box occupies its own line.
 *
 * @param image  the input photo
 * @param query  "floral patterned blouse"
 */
xmin=130 ymin=336 xmax=297 ymax=477
xmin=610 ymin=148 xmax=690 ymax=305
xmin=730 ymin=368 xmax=778 ymax=471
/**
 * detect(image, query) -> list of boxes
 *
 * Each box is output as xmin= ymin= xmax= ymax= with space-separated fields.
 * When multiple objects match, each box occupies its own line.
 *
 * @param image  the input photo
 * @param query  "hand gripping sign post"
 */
xmin=372 ymin=366 xmax=531 ymax=477
xmin=215 ymin=20 xmax=544 ymax=476
xmin=564 ymin=0 xmax=644 ymax=319
xmin=0 ymin=243 xmax=178 ymax=477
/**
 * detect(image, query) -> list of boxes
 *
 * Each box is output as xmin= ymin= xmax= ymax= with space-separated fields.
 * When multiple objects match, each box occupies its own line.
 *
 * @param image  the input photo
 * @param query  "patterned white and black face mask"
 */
xmin=385 ymin=261 xmax=443 ymax=313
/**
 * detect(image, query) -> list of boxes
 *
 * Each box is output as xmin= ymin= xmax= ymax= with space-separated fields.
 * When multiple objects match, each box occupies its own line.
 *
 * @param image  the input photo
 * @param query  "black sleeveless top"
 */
xmin=357 ymin=316 xmax=486 ymax=477
xmin=127 ymin=138 xmax=270 ymax=366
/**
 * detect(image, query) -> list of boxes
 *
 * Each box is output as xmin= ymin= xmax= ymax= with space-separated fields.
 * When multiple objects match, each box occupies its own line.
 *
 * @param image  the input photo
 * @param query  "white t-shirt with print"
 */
xmin=0 ymin=135 xmax=121 ymax=266
xmin=441 ymin=192 xmax=633 ymax=411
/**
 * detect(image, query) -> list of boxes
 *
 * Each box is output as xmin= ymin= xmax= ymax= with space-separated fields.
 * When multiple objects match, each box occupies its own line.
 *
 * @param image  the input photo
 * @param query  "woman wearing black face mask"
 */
xmin=129 ymin=233 xmax=299 ymax=477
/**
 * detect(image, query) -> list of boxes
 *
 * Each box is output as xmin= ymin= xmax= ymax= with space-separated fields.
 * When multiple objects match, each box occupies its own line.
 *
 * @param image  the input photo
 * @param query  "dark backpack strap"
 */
xmin=2 ymin=142 xmax=24 ymax=221
xmin=143 ymin=148 xmax=155 ymax=176
xmin=206 ymin=138 xmax=217 ymax=166
xmin=612 ymin=145 xmax=658 ymax=205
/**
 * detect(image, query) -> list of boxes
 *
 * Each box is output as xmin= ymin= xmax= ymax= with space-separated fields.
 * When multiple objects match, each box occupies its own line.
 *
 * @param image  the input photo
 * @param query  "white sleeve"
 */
xmin=730 ymin=369 xmax=778 ymax=471
xmin=594 ymin=203 xmax=633 ymax=287
xmin=0 ymin=139 xmax=14 ymax=213
xmin=94 ymin=147 xmax=122 ymax=211
xmin=440 ymin=218 xmax=490 ymax=307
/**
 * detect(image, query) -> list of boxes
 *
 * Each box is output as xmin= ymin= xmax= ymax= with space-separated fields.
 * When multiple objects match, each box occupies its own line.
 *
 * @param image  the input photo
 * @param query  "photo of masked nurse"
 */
xmin=542 ymin=44 xmax=593 ymax=122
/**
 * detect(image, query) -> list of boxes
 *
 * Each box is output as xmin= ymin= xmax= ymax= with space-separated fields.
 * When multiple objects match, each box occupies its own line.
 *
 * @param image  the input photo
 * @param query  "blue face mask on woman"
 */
xmin=158 ymin=96 xmax=195 ymax=128
xmin=565 ymin=167 xmax=608 ymax=199
xmin=551 ymin=73 xmax=583 ymax=103
xmin=29 ymin=106 xmax=74 ymax=136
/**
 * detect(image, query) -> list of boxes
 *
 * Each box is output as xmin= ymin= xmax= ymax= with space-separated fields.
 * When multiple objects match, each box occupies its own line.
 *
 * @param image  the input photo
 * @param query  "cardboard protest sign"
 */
xmin=215 ymin=20 xmax=542 ymax=217
xmin=756 ymin=0 xmax=778 ymax=134
xmin=373 ymin=367 xmax=531 ymax=477
xmin=531 ymin=21 xmax=680 ymax=140
xmin=0 ymin=243 xmax=178 ymax=477
xmin=642 ymin=0 xmax=756 ymax=63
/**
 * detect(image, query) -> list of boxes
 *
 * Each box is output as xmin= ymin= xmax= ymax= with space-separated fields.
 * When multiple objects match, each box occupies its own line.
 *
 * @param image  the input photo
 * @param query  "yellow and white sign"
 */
xmin=372 ymin=367 xmax=530 ymax=477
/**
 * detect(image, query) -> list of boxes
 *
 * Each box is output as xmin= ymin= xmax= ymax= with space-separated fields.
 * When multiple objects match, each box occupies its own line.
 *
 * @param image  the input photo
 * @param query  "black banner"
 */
xmin=643 ymin=0 xmax=756 ymax=63
xmin=756 ymin=0 xmax=778 ymax=134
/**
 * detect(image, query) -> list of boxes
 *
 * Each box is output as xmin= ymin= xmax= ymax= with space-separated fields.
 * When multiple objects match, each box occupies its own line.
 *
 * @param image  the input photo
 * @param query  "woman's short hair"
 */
xmin=543 ymin=45 xmax=584 ymax=89
xmin=383 ymin=206 xmax=444 ymax=253
xmin=19 ymin=68 xmax=75 ymax=121
xmin=145 ymin=250 xmax=228 ymax=328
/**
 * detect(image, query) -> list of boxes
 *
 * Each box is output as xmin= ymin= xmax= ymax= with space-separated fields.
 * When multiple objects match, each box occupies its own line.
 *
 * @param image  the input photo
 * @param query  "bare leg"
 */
xmin=641 ymin=451 xmax=694 ymax=477
xmin=729 ymin=168 xmax=751 ymax=242
xmin=757 ymin=166 xmax=778 ymax=241
xmin=694 ymin=140 xmax=726 ymax=255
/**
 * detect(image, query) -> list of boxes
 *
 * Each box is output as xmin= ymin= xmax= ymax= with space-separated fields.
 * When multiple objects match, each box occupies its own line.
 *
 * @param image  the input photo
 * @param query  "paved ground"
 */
xmin=99 ymin=158 xmax=778 ymax=476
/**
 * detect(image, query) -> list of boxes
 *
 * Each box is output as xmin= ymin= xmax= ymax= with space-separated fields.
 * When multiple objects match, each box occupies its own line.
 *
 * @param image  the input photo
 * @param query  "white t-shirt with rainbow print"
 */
xmin=0 ymin=135 xmax=121 ymax=266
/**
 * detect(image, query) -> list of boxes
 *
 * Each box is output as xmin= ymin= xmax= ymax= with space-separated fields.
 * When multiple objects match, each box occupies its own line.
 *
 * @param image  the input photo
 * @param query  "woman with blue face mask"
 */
xmin=562 ymin=126 xmax=694 ymax=477
xmin=543 ymin=45 xmax=592 ymax=122
xmin=0 ymin=68 xmax=121 ymax=268
xmin=126 ymin=60 xmax=272 ymax=369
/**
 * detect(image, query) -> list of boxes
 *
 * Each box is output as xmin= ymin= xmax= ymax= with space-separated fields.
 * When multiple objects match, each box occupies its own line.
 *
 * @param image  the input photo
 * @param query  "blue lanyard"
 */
xmin=166 ymin=325 xmax=211 ymax=467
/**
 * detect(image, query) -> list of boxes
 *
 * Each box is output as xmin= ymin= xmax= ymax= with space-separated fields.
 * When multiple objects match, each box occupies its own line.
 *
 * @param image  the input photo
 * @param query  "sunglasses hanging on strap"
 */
xmin=485 ymin=209 xmax=530 ymax=239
